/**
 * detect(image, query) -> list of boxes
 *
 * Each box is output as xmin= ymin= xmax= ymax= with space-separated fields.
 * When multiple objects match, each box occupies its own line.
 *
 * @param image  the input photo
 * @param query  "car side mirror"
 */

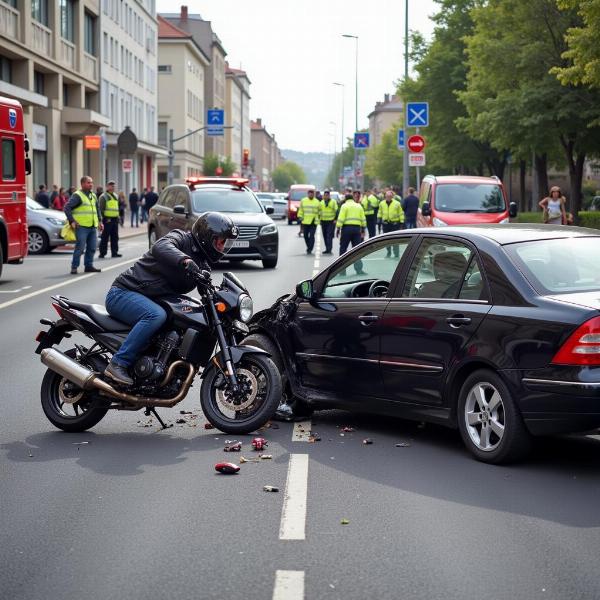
xmin=509 ymin=201 xmax=518 ymax=218
xmin=421 ymin=202 xmax=431 ymax=217
xmin=173 ymin=204 xmax=186 ymax=215
xmin=24 ymin=157 xmax=32 ymax=176
xmin=266 ymin=206 xmax=274 ymax=215
xmin=296 ymin=279 xmax=314 ymax=300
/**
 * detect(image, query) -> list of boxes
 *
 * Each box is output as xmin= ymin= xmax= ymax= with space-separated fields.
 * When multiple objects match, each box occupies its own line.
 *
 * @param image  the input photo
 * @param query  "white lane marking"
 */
xmin=0 ymin=285 xmax=32 ymax=294
xmin=292 ymin=420 xmax=312 ymax=442
xmin=0 ymin=258 xmax=136 ymax=311
xmin=279 ymin=454 xmax=309 ymax=540
xmin=272 ymin=570 xmax=305 ymax=600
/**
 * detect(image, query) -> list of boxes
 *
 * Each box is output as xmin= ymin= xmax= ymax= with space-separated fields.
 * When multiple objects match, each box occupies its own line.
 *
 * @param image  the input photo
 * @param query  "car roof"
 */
xmin=409 ymin=224 xmax=600 ymax=245
xmin=426 ymin=175 xmax=501 ymax=185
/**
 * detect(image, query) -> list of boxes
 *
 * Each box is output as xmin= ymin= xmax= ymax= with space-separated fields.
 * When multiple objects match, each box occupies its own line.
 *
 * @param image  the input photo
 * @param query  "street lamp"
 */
xmin=332 ymin=82 xmax=345 ymax=156
xmin=402 ymin=0 xmax=410 ymax=195
xmin=342 ymin=34 xmax=360 ymax=191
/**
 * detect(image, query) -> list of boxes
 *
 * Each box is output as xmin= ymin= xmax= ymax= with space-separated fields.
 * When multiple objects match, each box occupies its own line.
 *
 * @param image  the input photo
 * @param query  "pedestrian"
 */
xmin=98 ymin=180 xmax=122 ymax=258
xmin=319 ymin=189 xmax=338 ymax=254
xmin=52 ymin=187 xmax=67 ymax=211
xmin=64 ymin=176 xmax=103 ymax=274
xmin=139 ymin=187 xmax=148 ymax=223
xmin=336 ymin=190 xmax=366 ymax=273
xmin=144 ymin=186 xmax=159 ymax=212
xmin=361 ymin=188 xmax=380 ymax=238
xmin=129 ymin=187 xmax=140 ymax=227
xmin=118 ymin=191 xmax=126 ymax=226
xmin=539 ymin=186 xmax=567 ymax=225
xmin=96 ymin=185 xmax=104 ymax=198
xmin=378 ymin=190 xmax=403 ymax=257
xmin=35 ymin=184 xmax=50 ymax=208
xmin=49 ymin=184 xmax=59 ymax=208
xmin=402 ymin=186 xmax=420 ymax=229
xmin=297 ymin=189 xmax=321 ymax=254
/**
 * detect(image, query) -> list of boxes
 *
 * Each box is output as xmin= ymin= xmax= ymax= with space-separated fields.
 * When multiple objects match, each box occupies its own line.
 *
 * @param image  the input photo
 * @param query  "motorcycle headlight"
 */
xmin=238 ymin=294 xmax=253 ymax=322
xmin=47 ymin=217 xmax=66 ymax=226
xmin=432 ymin=217 xmax=448 ymax=227
xmin=260 ymin=223 xmax=277 ymax=236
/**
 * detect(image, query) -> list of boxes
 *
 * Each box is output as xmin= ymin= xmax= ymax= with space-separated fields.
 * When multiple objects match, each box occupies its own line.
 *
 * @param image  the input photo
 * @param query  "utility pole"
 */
xmin=332 ymin=82 xmax=345 ymax=186
xmin=343 ymin=34 xmax=359 ymax=190
xmin=402 ymin=0 xmax=410 ymax=196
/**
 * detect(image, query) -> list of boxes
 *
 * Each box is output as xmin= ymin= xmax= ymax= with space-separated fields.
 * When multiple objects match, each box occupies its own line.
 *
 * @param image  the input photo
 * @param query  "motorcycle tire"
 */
xmin=41 ymin=349 xmax=110 ymax=432
xmin=200 ymin=353 xmax=282 ymax=434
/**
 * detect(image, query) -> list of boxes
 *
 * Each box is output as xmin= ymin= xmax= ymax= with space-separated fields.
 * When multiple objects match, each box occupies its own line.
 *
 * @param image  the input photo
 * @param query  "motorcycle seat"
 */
xmin=64 ymin=299 xmax=130 ymax=332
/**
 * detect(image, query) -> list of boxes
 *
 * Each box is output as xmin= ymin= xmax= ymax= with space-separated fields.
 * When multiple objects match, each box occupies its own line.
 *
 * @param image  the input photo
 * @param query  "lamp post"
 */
xmin=402 ymin=0 xmax=410 ymax=196
xmin=332 ymin=82 xmax=345 ymax=187
xmin=342 ymin=34 xmax=360 ymax=190
xmin=329 ymin=121 xmax=337 ymax=186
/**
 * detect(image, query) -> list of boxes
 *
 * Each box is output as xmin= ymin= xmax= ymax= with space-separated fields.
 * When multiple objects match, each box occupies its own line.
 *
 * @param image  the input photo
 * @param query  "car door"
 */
xmin=154 ymin=189 xmax=173 ymax=237
xmin=170 ymin=188 xmax=191 ymax=232
xmin=380 ymin=236 xmax=492 ymax=406
xmin=289 ymin=237 xmax=413 ymax=401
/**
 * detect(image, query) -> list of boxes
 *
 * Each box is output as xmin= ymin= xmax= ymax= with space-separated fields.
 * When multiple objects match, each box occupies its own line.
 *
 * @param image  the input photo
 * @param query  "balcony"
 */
xmin=60 ymin=39 xmax=75 ymax=70
xmin=32 ymin=21 xmax=52 ymax=57
xmin=0 ymin=1 xmax=19 ymax=41
xmin=83 ymin=53 xmax=97 ymax=81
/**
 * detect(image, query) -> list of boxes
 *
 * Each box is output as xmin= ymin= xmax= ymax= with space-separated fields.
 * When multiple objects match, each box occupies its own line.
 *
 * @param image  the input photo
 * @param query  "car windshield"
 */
xmin=191 ymin=187 xmax=263 ymax=214
xmin=257 ymin=193 xmax=275 ymax=200
xmin=506 ymin=237 xmax=600 ymax=294
xmin=289 ymin=190 xmax=312 ymax=201
xmin=27 ymin=197 xmax=45 ymax=210
xmin=434 ymin=183 xmax=505 ymax=213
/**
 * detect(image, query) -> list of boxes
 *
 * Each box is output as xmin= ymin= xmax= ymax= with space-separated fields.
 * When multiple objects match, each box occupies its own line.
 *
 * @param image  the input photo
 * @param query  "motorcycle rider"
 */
xmin=103 ymin=213 xmax=239 ymax=386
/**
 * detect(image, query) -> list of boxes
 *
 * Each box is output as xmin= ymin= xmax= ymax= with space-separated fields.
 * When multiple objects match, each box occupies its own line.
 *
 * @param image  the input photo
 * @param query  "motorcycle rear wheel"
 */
xmin=200 ymin=354 xmax=282 ymax=434
xmin=41 ymin=349 xmax=110 ymax=432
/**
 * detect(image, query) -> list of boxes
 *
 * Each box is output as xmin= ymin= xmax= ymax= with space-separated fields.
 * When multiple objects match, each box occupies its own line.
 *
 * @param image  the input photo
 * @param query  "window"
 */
xmin=158 ymin=65 xmax=172 ymax=73
xmin=0 ymin=57 xmax=12 ymax=83
xmin=158 ymin=122 xmax=167 ymax=146
xmin=84 ymin=12 xmax=95 ymax=55
xmin=2 ymin=139 xmax=16 ymax=181
xmin=322 ymin=239 xmax=411 ymax=299
xmin=31 ymin=0 xmax=48 ymax=26
xmin=34 ymin=71 xmax=45 ymax=95
xmin=60 ymin=0 xmax=74 ymax=42
xmin=103 ymin=33 xmax=108 ymax=63
xmin=402 ymin=238 xmax=485 ymax=300
xmin=62 ymin=84 xmax=69 ymax=106
xmin=434 ymin=183 xmax=505 ymax=214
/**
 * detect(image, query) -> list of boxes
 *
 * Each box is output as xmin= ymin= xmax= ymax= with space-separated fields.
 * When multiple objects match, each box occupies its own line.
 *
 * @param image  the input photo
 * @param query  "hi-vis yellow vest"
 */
xmin=102 ymin=192 xmax=119 ymax=218
xmin=72 ymin=190 xmax=99 ymax=227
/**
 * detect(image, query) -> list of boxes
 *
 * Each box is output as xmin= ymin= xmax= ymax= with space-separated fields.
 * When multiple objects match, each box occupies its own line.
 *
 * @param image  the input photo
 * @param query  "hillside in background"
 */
xmin=281 ymin=149 xmax=332 ymax=189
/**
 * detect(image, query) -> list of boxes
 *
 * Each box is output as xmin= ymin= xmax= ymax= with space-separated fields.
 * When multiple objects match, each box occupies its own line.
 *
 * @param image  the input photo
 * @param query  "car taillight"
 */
xmin=552 ymin=316 xmax=600 ymax=366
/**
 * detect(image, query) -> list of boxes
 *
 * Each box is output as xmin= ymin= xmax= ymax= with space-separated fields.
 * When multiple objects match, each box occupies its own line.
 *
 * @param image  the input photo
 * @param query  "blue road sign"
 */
xmin=406 ymin=102 xmax=429 ymax=127
xmin=397 ymin=129 xmax=405 ymax=149
xmin=207 ymin=127 xmax=224 ymax=136
xmin=354 ymin=132 xmax=370 ymax=149
xmin=207 ymin=109 xmax=224 ymax=126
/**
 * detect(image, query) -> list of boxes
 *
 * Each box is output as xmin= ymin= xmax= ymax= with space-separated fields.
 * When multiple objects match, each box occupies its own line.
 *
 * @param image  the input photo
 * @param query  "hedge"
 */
xmin=512 ymin=210 xmax=600 ymax=230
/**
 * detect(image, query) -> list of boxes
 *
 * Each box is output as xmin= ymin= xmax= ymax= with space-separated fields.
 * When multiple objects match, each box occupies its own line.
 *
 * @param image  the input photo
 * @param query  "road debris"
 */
xmin=72 ymin=442 xmax=90 ymax=445
xmin=341 ymin=427 xmax=355 ymax=433
xmin=28 ymin=450 xmax=34 ymax=458
xmin=308 ymin=434 xmax=321 ymax=443
xmin=215 ymin=462 xmax=240 ymax=474
xmin=259 ymin=454 xmax=273 ymax=460
xmin=362 ymin=438 xmax=373 ymax=445
xmin=395 ymin=442 xmax=411 ymax=448
xmin=204 ymin=423 xmax=215 ymax=430
xmin=263 ymin=485 xmax=279 ymax=492
xmin=179 ymin=410 xmax=192 ymax=415
xmin=340 ymin=518 xmax=350 ymax=525
xmin=417 ymin=422 xmax=426 ymax=429
xmin=176 ymin=419 xmax=186 ymax=424
xmin=252 ymin=437 xmax=268 ymax=451
xmin=224 ymin=442 xmax=242 ymax=452
xmin=240 ymin=456 xmax=260 ymax=464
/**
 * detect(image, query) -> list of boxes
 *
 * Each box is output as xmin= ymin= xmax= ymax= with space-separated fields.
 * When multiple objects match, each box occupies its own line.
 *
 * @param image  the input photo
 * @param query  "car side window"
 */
xmin=457 ymin=256 xmax=488 ymax=301
xmin=322 ymin=239 xmax=411 ymax=299
xmin=173 ymin=189 xmax=189 ymax=209
xmin=403 ymin=238 xmax=476 ymax=300
xmin=160 ymin=190 xmax=173 ymax=209
xmin=2 ymin=138 xmax=15 ymax=181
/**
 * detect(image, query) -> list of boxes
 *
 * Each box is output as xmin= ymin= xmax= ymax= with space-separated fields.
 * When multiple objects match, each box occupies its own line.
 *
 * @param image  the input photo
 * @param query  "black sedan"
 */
xmin=245 ymin=224 xmax=600 ymax=464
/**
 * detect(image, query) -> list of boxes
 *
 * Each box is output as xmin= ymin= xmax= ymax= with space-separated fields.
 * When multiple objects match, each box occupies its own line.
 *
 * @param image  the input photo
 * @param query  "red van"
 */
xmin=419 ymin=175 xmax=517 ymax=227
xmin=287 ymin=184 xmax=316 ymax=224
xmin=0 ymin=97 xmax=30 ymax=279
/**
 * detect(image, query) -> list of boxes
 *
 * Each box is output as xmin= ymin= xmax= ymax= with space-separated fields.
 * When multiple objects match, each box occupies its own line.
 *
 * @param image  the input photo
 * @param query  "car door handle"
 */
xmin=446 ymin=315 xmax=471 ymax=327
xmin=358 ymin=313 xmax=379 ymax=325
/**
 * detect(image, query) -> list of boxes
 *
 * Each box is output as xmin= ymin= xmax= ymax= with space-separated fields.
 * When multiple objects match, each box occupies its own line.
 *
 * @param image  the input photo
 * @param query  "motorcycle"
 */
xmin=35 ymin=271 xmax=282 ymax=433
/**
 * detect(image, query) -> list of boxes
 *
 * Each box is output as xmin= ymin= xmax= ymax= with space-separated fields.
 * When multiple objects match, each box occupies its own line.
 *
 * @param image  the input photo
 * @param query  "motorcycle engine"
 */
xmin=133 ymin=356 xmax=157 ymax=380
xmin=133 ymin=331 xmax=180 ymax=382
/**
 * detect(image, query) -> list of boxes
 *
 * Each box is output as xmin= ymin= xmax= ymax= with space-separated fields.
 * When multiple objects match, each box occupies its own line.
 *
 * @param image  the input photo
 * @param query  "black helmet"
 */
xmin=191 ymin=212 xmax=239 ymax=263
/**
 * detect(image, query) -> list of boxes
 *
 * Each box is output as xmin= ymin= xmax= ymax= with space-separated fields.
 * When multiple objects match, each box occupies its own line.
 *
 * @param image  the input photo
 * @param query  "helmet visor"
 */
xmin=214 ymin=236 xmax=235 ymax=255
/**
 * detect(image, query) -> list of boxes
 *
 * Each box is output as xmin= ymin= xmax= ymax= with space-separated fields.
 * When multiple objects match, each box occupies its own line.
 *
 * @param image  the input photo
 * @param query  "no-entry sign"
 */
xmin=407 ymin=134 xmax=425 ymax=153
xmin=122 ymin=158 xmax=133 ymax=173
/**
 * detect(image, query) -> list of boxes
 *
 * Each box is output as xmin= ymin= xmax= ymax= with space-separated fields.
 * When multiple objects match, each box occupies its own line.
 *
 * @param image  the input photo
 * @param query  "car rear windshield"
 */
xmin=191 ymin=187 xmax=263 ymax=214
xmin=506 ymin=237 xmax=600 ymax=294
xmin=434 ymin=183 xmax=505 ymax=213
xmin=289 ymin=190 xmax=312 ymax=201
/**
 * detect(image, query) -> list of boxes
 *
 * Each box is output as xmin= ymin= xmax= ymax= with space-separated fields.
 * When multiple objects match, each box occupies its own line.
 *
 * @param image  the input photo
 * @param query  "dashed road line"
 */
xmin=279 ymin=453 xmax=309 ymax=540
xmin=292 ymin=420 xmax=312 ymax=442
xmin=272 ymin=570 xmax=305 ymax=600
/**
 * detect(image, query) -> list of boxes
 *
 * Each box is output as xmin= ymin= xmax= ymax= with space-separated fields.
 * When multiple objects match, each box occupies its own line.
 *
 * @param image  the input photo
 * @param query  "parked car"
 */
xmin=257 ymin=193 xmax=287 ymax=220
xmin=26 ymin=196 xmax=68 ymax=254
xmin=148 ymin=177 xmax=279 ymax=269
xmin=287 ymin=184 xmax=316 ymax=224
xmin=245 ymin=224 xmax=600 ymax=464
xmin=418 ymin=175 xmax=517 ymax=227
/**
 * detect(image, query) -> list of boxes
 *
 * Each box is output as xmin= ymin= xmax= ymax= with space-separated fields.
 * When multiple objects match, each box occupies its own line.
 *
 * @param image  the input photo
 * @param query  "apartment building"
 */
xmin=0 ymin=0 xmax=110 ymax=194
xmin=368 ymin=93 xmax=403 ymax=147
xmin=99 ymin=0 xmax=164 ymax=191
xmin=225 ymin=64 xmax=250 ymax=171
xmin=250 ymin=118 xmax=282 ymax=191
xmin=156 ymin=15 xmax=209 ymax=187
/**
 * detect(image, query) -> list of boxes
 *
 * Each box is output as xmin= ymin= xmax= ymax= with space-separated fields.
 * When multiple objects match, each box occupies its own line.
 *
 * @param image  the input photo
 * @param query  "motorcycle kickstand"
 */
xmin=144 ymin=407 xmax=172 ymax=430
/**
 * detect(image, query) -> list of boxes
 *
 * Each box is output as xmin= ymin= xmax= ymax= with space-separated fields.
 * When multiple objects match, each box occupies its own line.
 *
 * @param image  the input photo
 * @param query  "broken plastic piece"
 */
xmin=340 ymin=518 xmax=350 ymax=525
xmin=215 ymin=462 xmax=240 ymax=474
xmin=224 ymin=442 xmax=242 ymax=452
xmin=240 ymin=456 xmax=260 ymax=463
xmin=396 ymin=442 xmax=411 ymax=447
xmin=204 ymin=423 xmax=215 ymax=429
xmin=362 ymin=438 xmax=373 ymax=445
xmin=72 ymin=442 xmax=90 ymax=445
xmin=252 ymin=437 xmax=268 ymax=451
xmin=179 ymin=410 xmax=192 ymax=415
xmin=263 ymin=485 xmax=279 ymax=492
xmin=308 ymin=434 xmax=321 ymax=443
xmin=259 ymin=454 xmax=273 ymax=460
xmin=176 ymin=419 xmax=186 ymax=424
xmin=341 ymin=427 xmax=355 ymax=433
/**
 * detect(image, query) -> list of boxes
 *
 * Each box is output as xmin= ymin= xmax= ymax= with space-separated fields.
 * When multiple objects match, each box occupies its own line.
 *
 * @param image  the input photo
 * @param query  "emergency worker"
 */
xmin=378 ymin=190 xmax=403 ymax=257
xmin=319 ymin=189 xmax=338 ymax=254
xmin=297 ymin=189 xmax=321 ymax=254
xmin=98 ymin=180 xmax=122 ymax=258
xmin=336 ymin=190 xmax=366 ymax=273
xmin=361 ymin=189 xmax=380 ymax=238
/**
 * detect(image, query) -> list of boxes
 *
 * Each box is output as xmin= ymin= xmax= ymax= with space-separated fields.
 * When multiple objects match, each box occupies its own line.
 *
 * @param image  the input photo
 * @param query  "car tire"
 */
xmin=28 ymin=227 xmax=50 ymax=254
xmin=457 ymin=369 xmax=532 ymax=464
xmin=148 ymin=227 xmax=157 ymax=249
xmin=0 ymin=242 xmax=3 ymax=279
xmin=262 ymin=256 xmax=278 ymax=269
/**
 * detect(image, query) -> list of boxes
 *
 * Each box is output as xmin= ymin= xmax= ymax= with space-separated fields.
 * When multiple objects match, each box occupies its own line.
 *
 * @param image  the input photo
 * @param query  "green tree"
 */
xmin=272 ymin=161 xmax=306 ymax=191
xmin=203 ymin=154 xmax=236 ymax=176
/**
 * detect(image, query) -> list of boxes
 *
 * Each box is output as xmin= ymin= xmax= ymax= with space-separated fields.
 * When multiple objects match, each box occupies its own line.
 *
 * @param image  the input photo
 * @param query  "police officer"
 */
xmin=360 ymin=189 xmax=379 ymax=238
xmin=98 ymin=180 xmax=122 ymax=259
xmin=378 ymin=190 xmax=403 ymax=257
xmin=64 ymin=176 xmax=103 ymax=274
xmin=319 ymin=189 xmax=338 ymax=254
xmin=297 ymin=189 xmax=321 ymax=254
xmin=336 ymin=190 xmax=366 ymax=273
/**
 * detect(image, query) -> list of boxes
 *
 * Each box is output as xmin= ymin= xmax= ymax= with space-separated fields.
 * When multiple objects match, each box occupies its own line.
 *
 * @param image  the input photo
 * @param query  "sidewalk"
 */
xmin=118 ymin=219 xmax=148 ymax=240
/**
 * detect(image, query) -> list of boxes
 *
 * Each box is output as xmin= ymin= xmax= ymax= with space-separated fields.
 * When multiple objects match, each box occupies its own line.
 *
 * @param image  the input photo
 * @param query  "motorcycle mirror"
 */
xmin=509 ymin=201 xmax=518 ymax=218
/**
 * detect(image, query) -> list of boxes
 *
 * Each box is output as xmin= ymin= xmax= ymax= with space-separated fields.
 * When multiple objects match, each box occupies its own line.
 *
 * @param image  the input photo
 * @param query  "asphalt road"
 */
xmin=1 ymin=224 xmax=600 ymax=600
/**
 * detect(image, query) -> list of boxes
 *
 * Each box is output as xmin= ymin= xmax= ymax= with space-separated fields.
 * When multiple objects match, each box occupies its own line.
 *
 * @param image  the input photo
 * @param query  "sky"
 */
xmin=156 ymin=0 xmax=439 ymax=153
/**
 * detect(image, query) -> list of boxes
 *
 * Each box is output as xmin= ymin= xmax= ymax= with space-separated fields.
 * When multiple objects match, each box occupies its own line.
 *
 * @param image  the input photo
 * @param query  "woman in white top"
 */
xmin=539 ymin=186 xmax=567 ymax=225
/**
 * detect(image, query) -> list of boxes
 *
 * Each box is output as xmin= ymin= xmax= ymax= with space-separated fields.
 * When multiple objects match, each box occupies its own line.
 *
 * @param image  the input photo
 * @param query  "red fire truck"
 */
xmin=0 ymin=97 xmax=30 ymax=279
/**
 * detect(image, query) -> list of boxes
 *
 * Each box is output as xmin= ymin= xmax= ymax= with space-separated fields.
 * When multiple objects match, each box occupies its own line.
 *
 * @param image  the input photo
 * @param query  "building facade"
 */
xmin=99 ymin=0 xmax=164 ymax=192
xmin=225 ymin=65 xmax=250 ymax=172
xmin=250 ymin=118 xmax=282 ymax=191
xmin=156 ymin=15 xmax=209 ymax=187
xmin=368 ymin=93 xmax=403 ymax=147
xmin=0 ymin=0 xmax=110 ymax=195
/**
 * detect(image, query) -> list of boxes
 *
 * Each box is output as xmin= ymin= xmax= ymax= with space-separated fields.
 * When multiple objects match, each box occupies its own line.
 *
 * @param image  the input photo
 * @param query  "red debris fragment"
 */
xmin=252 ymin=437 xmax=268 ymax=451
xmin=215 ymin=462 xmax=240 ymax=474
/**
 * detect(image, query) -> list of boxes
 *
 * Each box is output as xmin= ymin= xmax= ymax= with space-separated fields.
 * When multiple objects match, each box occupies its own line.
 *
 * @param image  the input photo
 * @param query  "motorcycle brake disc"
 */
xmin=59 ymin=379 xmax=85 ymax=405
xmin=215 ymin=368 xmax=260 ymax=412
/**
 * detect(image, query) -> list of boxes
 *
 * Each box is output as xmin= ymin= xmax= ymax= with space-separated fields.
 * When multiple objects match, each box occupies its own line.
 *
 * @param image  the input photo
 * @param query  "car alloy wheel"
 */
xmin=464 ymin=381 xmax=505 ymax=452
xmin=28 ymin=229 xmax=49 ymax=254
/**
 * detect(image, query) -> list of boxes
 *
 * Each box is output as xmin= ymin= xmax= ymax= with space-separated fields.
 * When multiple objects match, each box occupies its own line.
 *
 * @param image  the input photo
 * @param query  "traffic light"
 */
xmin=243 ymin=148 xmax=250 ymax=167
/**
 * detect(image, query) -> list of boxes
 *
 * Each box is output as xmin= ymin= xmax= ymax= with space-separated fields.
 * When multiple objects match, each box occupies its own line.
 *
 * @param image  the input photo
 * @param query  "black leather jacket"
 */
xmin=112 ymin=230 xmax=211 ymax=298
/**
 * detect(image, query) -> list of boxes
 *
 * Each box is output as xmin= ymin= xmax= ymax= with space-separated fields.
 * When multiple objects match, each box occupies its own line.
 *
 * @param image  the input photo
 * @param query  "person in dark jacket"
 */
xmin=129 ymin=188 xmax=140 ymax=227
xmin=402 ymin=187 xmax=420 ymax=229
xmin=35 ymin=184 xmax=50 ymax=208
xmin=103 ymin=212 xmax=239 ymax=385
xmin=144 ymin=186 xmax=159 ymax=211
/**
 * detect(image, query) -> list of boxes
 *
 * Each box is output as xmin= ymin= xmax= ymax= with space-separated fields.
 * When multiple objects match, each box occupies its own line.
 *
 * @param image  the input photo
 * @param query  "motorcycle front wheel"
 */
xmin=200 ymin=354 xmax=282 ymax=434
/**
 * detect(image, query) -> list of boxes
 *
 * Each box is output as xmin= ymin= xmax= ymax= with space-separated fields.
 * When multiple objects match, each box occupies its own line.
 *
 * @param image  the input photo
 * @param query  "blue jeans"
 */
xmin=72 ymin=226 xmax=97 ymax=269
xmin=321 ymin=221 xmax=335 ymax=253
xmin=105 ymin=287 xmax=167 ymax=367
xmin=404 ymin=218 xmax=417 ymax=229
